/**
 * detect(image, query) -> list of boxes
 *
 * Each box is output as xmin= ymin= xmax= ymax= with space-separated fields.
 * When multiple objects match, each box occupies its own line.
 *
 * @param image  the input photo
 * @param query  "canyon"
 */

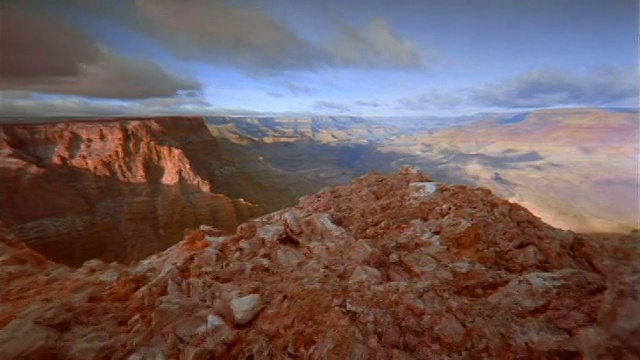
xmin=379 ymin=108 xmax=639 ymax=233
xmin=0 ymin=117 xmax=268 ymax=266
xmin=2 ymin=109 xmax=635 ymax=269
xmin=0 ymin=113 xmax=638 ymax=358
xmin=204 ymin=109 xmax=640 ymax=234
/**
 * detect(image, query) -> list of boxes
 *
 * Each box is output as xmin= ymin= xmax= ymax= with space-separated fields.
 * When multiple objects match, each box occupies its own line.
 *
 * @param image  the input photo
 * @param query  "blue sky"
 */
xmin=0 ymin=0 xmax=637 ymax=116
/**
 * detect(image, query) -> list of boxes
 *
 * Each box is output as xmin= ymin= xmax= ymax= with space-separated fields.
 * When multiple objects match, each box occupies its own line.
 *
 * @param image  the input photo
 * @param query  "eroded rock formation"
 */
xmin=1 ymin=169 xmax=638 ymax=358
xmin=0 ymin=117 xmax=263 ymax=266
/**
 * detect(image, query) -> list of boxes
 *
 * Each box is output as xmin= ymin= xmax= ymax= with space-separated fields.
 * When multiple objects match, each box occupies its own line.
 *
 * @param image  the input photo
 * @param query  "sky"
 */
xmin=0 ymin=0 xmax=638 ymax=117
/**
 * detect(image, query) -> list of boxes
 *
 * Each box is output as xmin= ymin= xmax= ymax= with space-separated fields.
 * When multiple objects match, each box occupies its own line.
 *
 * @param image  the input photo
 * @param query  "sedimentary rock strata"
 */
xmin=0 ymin=117 xmax=263 ymax=266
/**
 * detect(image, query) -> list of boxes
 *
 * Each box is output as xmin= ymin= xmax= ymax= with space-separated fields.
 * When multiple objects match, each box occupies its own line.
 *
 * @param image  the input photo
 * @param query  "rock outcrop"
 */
xmin=0 ymin=117 xmax=263 ymax=266
xmin=1 ymin=169 xmax=638 ymax=358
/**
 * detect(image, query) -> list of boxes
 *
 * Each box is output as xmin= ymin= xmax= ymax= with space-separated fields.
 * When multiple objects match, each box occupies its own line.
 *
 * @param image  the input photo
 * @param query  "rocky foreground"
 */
xmin=1 ymin=169 xmax=639 ymax=359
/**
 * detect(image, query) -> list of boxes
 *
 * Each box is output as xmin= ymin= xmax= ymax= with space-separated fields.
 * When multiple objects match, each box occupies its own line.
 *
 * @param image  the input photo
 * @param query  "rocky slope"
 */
xmin=1 ymin=169 xmax=638 ymax=358
xmin=0 ymin=117 xmax=263 ymax=266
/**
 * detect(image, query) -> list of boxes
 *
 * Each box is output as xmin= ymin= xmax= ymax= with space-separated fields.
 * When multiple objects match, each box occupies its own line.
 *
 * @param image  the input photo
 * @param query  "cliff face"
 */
xmin=0 ymin=169 xmax=638 ymax=359
xmin=0 ymin=117 xmax=263 ymax=266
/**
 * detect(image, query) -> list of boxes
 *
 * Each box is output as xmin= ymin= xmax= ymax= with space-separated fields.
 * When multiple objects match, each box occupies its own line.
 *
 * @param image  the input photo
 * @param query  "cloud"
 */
xmin=398 ymin=67 xmax=638 ymax=112
xmin=470 ymin=67 xmax=638 ymax=108
xmin=313 ymin=100 xmax=353 ymax=113
xmin=0 ymin=94 xmax=214 ymax=118
xmin=327 ymin=18 xmax=424 ymax=68
xmin=354 ymin=100 xmax=381 ymax=108
xmin=134 ymin=0 xmax=322 ymax=70
xmin=281 ymin=80 xmax=315 ymax=95
xmin=80 ymin=1 xmax=424 ymax=71
xmin=0 ymin=5 xmax=201 ymax=99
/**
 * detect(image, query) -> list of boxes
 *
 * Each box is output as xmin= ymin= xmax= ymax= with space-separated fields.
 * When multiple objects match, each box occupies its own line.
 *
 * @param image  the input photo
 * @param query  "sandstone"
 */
xmin=0 ymin=170 xmax=637 ymax=358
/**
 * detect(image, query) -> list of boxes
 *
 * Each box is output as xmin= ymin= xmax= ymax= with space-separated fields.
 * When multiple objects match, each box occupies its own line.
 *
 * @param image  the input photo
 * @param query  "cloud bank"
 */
xmin=85 ymin=0 xmax=425 ymax=71
xmin=0 ymin=4 xmax=200 ymax=99
xmin=471 ymin=67 xmax=638 ymax=108
xmin=399 ymin=67 xmax=638 ymax=111
xmin=0 ymin=92 xmax=221 ymax=118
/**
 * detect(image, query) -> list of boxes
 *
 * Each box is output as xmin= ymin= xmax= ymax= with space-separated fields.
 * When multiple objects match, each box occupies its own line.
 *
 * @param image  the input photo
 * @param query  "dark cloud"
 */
xmin=76 ymin=0 xmax=424 ymax=71
xmin=470 ymin=67 xmax=638 ymax=108
xmin=0 ymin=4 xmax=201 ymax=99
xmin=134 ymin=0 xmax=322 ymax=69
xmin=313 ymin=100 xmax=352 ymax=113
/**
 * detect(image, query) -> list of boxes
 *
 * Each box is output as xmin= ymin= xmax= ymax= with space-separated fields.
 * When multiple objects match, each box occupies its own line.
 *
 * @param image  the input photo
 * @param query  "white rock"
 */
xmin=310 ymin=213 xmax=344 ymax=236
xmin=410 ymin=182 xmax=439 ymax=196
xmin=257 ymin=224 xmax=285 ymax=242
xmin=206 ymin=314 xmax=225 ymax=329
xmin=276 ymin=247 xmax=305 ymax=266
xmin=283 ymin=211 xmax=302 ymax=234
xmin=230 ymin=294 xmax=262 ymax=325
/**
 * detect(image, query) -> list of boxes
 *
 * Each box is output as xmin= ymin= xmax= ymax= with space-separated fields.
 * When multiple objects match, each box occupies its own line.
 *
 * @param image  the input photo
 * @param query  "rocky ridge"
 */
xmin=1 ymin=169 xmax=638 ymax=358
xmin=0 ymin=117 xmax=263 ymax=266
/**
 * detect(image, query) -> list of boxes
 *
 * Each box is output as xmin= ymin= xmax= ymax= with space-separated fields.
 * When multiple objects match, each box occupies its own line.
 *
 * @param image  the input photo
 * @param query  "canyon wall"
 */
xmin=0 ymin=117 xmax=263 ymax=266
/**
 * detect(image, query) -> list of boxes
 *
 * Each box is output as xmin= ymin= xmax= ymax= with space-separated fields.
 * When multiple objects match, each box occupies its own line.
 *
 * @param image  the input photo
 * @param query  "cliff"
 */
xmin=0 ymin=117 xmax=263 ymax=266
xmin=1 ymin=169 xmax=638 ymax=358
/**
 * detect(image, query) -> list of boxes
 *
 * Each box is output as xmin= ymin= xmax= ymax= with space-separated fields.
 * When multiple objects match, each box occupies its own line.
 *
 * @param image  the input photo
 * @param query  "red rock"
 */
xmin=0 ymin=170 xmax=638 ymax=358
xmin=0 ymin=117 xmax=263 ymax=266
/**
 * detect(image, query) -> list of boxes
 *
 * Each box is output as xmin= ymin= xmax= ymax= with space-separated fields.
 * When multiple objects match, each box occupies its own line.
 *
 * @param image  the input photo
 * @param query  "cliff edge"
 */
xmin=0 ymin=117 xmax=263 ymax=266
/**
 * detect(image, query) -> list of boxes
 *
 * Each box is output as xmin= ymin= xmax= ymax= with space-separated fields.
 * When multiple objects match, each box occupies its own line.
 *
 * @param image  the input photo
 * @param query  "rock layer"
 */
xmin=0 ymin=117 xmax=263 ymax=266
xmin=1 ymin=169 xmax=638 ymax=358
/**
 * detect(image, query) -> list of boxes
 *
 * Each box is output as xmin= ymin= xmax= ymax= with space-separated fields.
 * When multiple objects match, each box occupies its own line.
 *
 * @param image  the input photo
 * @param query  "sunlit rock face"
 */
xmin=1 ymin=170 xmax=637 ymax=358
xmin=0 ymin=117 xmax=263 ymax=266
